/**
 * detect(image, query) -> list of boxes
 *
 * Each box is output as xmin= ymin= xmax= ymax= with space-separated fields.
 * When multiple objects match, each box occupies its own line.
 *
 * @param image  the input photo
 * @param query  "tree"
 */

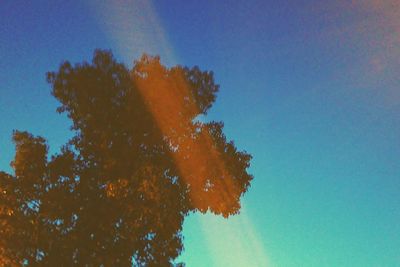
xmin=0 ymin=50 xmax=253 ymax=266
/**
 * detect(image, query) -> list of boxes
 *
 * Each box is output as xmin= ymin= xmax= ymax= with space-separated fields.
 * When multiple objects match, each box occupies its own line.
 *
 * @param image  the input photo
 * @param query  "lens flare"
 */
xmin=89 ymin=0 xmax=269 ymax=265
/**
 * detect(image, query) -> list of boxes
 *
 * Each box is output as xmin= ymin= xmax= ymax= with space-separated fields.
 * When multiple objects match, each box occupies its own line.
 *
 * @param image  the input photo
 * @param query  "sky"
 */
xmin=1 ymin=1 xmax=399 ymax=266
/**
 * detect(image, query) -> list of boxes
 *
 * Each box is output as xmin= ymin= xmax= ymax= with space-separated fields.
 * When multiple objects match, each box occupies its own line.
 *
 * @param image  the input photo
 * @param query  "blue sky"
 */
xmin=1 ymin=1 xmax=399 ymax=266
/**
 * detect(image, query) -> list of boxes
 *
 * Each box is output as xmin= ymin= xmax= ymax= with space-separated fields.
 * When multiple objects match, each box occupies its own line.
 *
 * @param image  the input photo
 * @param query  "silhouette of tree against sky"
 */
xmin=0 ymin=50 xmax=253 ymax=266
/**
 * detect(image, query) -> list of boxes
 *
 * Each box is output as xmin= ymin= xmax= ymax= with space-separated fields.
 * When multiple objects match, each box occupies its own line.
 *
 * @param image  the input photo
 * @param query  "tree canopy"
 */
xmin=0 ymin=50 xmax=253 ymax=266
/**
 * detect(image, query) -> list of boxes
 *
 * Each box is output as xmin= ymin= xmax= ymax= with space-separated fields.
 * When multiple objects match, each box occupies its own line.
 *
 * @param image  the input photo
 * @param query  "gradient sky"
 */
xmin=1 ymin=1 xmax=399 ymax=266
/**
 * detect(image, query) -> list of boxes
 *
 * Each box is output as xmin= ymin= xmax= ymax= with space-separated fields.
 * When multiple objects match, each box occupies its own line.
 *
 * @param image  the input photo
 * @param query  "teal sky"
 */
xmin=1 ymin=1 xmax=399 ymax=266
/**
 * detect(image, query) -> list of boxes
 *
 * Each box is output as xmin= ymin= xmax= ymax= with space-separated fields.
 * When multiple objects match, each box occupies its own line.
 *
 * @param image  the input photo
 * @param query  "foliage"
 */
xmin=0 ymin=50 xmax=252 ymax=266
